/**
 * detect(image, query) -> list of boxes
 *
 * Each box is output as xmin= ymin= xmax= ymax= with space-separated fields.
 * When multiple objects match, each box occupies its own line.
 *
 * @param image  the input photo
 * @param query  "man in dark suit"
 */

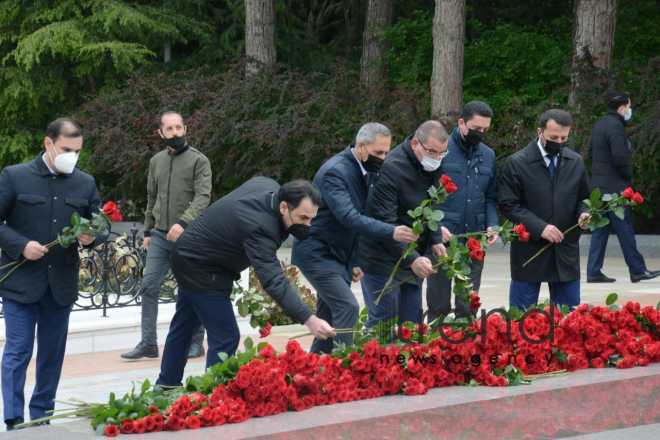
xmin=0 ymin=118 xmax=102 ymax=430
xmin=359 ymin=120 xmax=451 ymax=327
xmin=291 ymin=123 xmax=417 ymax=353
xmin=587 ymin=91 xmax=659 ymax=283
xmin=498 ymin=109 xmax=590 ymax=310
xmin=156 ymin=177 xmax=335 ymax=387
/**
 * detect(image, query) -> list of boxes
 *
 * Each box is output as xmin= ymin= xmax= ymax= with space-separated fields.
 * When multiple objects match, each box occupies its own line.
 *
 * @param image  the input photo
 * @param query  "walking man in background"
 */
xmin=587 ymin=91 xmax=659 ymax=283
xmin=121 ymin=111 xmax=212 ymax=360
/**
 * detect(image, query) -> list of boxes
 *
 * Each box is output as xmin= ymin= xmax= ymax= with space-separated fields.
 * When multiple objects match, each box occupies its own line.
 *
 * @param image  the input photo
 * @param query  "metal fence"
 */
xmin=0 ymin=227 xmax=177 ymax=318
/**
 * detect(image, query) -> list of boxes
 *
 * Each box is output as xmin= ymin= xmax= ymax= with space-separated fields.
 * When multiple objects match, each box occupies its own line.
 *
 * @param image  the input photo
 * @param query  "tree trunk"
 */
xmin=431 ymin=0 xmax=465 ymax=119
xmin=569 ymin=0 xmax=617 ymax=106
xmin=245 ymin=0 xmax=276 ymax=76
xmin=360 ymin=0 xmax=393 ymax=89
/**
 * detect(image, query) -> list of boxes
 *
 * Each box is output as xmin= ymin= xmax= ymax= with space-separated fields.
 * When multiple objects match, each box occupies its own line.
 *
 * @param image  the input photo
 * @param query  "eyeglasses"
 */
xmin=418 ymin=139 xmax=448 ymax=160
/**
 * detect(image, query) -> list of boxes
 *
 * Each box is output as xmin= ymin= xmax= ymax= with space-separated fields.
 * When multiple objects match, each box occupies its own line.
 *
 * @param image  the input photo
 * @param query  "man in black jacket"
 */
xmin=587 ymin=91 xmax=659 ymax=283
xmin=292 ymin=123 xmax=417 ymax=353
xmin=156 ymin=177 xmax=335 ymax=387
xmin=498 ymin=109 xmax=591 ymax=310
xmin=359 ymin=120 xmax=450 ymax=327
xmin=0 ymin=118 xmax=102 ymax=430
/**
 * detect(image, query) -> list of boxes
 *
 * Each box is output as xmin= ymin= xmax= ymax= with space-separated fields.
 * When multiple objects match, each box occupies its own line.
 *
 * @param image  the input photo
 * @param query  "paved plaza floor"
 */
xmin=0 ymin=249 xmax=659 ymax=438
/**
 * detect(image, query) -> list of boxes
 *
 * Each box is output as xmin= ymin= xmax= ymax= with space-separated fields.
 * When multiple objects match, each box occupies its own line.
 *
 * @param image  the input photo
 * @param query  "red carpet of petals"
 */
xmin=103 ymin=301 xmax=660 ymax=436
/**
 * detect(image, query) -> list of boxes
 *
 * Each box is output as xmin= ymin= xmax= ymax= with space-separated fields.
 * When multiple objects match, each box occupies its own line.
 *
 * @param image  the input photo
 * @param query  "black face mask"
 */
xmin=544 ymin=139 xmax=563 ymax=156
xmin=463 ymin=128 xmax=483 ymax=147
xmin=165 ymin=135 xmax=187 ymax=153
xmin=363 ymin=154 xmax=384 ymax=173
xmin=286 ymin=209 xmax=310 ymax=240
xmin=288 ymin=223 xmax=310 ymax=241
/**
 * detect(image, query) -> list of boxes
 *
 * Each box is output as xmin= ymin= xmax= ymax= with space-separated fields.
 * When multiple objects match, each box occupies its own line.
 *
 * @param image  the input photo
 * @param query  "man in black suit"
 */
xmin=156 ymin=177 xmax=335 ymax=387
xmin=498 ymin=109 xmax=590 ymax=310
xmin=586 ymin=91 xmax=659 ymax=283
xmin=0 ymin=118 xmax=102 ymax=430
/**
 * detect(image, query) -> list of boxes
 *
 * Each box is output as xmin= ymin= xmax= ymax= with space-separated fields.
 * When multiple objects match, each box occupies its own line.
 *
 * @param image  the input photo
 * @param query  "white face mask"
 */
xmin=49 ymin=147 xmax=79 ymax=174
xmin=624 ymin=107 xmax=632 ymax=121
xmin=420 ymin=154 xmax=442 ymax=172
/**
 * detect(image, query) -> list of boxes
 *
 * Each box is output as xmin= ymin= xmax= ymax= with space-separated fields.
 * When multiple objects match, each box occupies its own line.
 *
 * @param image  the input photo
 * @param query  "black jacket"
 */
xmin=291 ymin=147 xmax=393 ymax=281
xmin=171 ymin=176 xmax=312 ymax=324
xmin=498 ymin=140 xmax=590 ymax=282
xmin=588 ymin=111 xmax=633 ymax=193
xmin=0 ymin=156 xmax=102 ymax=305
xmin=359 ymin=137 xmax=444 ymax=280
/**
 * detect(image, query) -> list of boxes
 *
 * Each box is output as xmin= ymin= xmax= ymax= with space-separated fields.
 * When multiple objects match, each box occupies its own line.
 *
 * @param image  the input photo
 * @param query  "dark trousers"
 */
xmin=587 ymin=207 xmax=646 ymax=277
xmin=303 ymin=269 xmax=359 ymax=354
xmin=140 ymin=230 xmax=204 ymax=348
xmin=509 ymin=280 xmax=580 ymax=310
xmin=361 ymin=272 xmax=422 ymax=327
xmin=426 ymin=259 xmax=484 ymax=322
xmin=1 ymin=288 xmax=71 ymax=422
xmin=156 ymin=284 xmax=239 ymax=387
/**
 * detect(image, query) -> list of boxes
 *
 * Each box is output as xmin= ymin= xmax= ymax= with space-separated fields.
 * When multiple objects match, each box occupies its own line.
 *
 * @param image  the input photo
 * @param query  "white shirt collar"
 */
xmin=42 ymin=153 xmax=57 ymax=175
xmin=351 ymin=148 xmax=368 ymax=176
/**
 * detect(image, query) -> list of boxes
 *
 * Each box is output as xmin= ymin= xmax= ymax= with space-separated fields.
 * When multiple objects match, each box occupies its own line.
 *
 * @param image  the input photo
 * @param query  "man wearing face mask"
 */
xmin=156 ymin=177 xmax=335 ymax=387
xmin=291 ymin=123 xmax=418 ymax=353
xmin=587 ymin=91 xmax=659 ymax=283
xmin=498 ymin=109 xmax=591 ymax=310
xmin=121 ymin=111 xmax=211 ymax=361
xmin=359 ymin=121 xmax=452 ymax=327
xmin=0 ymin=118 xmax=102 ymax=430
xmin=426 ymin=101 xmax=498 ymax=322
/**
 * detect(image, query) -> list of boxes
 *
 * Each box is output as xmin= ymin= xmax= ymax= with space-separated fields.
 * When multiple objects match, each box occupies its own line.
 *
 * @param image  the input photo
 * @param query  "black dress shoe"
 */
xmin=6 ymin=417 xmax=24 ymax=431
xmin=587 ymin=273 xmax=616 ymax=283
xmin=630 ymin=270 xmax=660 ymax=283
xmin=120 ymin=342 xmax=159 ymax=360
xmin=187 ymin=344 xmax=205 ymax=359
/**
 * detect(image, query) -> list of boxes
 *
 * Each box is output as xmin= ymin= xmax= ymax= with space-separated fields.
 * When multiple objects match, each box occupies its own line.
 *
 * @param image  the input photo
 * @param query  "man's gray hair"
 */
xmin=355 ymin=122 xmax=391 ymax=145
xmin=414 ymin=120 xmax=448 ymax=144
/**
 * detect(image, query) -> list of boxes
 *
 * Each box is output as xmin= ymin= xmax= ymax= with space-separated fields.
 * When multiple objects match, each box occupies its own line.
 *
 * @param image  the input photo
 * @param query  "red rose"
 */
xmin=259 ymin=322 xmax=273 ymax=338
xmin=632 ymin=192 xmax=644 ymax=205
xmin=258 ymin=344 xmax=276 ymax=358
xmin=440 ymin=175 xmax=458 ymax=194
xmin=469 ymin=292 xmax=481 ymax=313
xmin=148 ymin=405 xmax=159 ymax=414
xmin=102 ymin=201 xmax=123 ymax=223
xmin=513 ymin=224 xmax=531 ymax=242
xmin=185 ymin=415 xmax=202 ymax=430
xmin=103 ymin=424 xmax=119 ymax=437
xmin=622 ymin=187 xmax=635 ymax=200
xmin=399 ymin=326 xmax=412 ymax=341
xmin=466 ymin=237 xmax=481 ymax=252
xmin=120 ymin=419 xmax=134 ymax=434
xmin=133 ymin=419 xmax=146 ymax=434
xmin=469 ymin=248 xmax=485 ymax=262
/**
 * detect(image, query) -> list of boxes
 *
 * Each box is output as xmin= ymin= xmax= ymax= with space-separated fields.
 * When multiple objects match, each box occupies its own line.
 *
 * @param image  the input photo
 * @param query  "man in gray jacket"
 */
xmin=121 ymin=111 xmax=212 ymax=360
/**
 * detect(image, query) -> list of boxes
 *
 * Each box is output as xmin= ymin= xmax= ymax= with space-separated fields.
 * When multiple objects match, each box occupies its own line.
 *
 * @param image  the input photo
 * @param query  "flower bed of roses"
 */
xmin=40 ymin=294 xmax=660 ymax=437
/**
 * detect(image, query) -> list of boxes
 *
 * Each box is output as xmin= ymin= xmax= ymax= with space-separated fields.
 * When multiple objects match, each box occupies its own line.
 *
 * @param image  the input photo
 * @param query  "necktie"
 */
xmin=547 ymin=154 xmax=557 ymax=178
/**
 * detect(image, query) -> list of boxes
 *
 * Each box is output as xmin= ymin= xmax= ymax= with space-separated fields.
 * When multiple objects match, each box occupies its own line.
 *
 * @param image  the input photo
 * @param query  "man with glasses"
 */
xmin=426 ymin=101 xmax=498 ymax=322
xmin=359 ymin=120 xmax=451 ymax=328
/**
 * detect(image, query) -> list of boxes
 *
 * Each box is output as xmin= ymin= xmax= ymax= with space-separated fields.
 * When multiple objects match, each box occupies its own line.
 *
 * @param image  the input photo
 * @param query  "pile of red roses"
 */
xmin=99 ymin=299 xmax=660 ymax=437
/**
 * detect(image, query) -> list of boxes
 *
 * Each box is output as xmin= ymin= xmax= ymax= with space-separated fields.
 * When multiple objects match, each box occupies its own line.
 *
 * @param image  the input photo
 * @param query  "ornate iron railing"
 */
xmin=0 ymin=227 xmax=178 ymax=318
